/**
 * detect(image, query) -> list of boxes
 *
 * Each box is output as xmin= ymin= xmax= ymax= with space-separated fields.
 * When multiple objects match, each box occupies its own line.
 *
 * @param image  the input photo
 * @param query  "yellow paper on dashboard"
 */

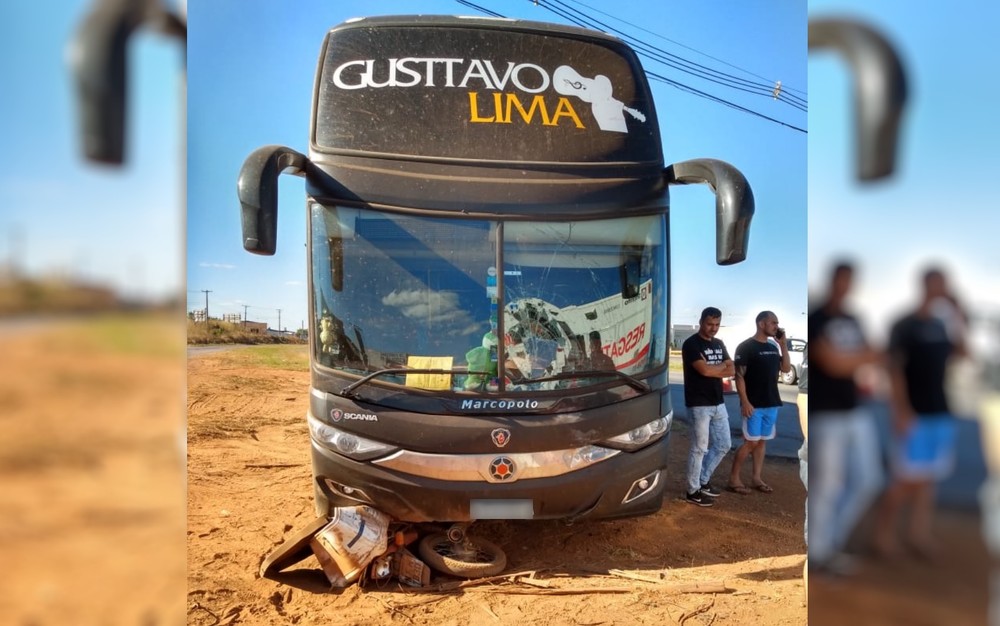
xmin=405 ymin=355 xmax=454 ymax=390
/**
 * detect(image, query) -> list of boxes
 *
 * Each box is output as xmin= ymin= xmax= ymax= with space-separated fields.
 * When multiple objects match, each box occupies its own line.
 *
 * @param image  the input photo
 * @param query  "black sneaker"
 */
xmin=685 ymin=491 xmax=713 ymax=507
xmin=700 ymin=483 xmax=722 ymax=498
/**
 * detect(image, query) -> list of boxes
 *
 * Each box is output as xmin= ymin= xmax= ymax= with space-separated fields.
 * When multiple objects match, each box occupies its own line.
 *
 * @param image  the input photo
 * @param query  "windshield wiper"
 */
xmin=340 ymin=367 xmax=650 ymax=399
xmin=524 ymin=370 xmax=650 ymax=393
xmin=340 ymin=367 xmax=488 ymax=398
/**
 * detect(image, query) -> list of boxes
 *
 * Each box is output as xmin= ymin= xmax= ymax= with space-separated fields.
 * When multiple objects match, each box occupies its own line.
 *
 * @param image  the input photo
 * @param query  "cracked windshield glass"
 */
xmin=311 ymin=205 xmax=667 ymax=393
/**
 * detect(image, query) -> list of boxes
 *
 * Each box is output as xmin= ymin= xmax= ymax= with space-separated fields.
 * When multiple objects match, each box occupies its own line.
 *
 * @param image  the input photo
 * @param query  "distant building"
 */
xmin=222 ymin=313 xmax=242 ymax=324
xmin=671 ymin=323 xmax=698 ymax=349
xmin=244 ymin=321 xmax=267 ymax=334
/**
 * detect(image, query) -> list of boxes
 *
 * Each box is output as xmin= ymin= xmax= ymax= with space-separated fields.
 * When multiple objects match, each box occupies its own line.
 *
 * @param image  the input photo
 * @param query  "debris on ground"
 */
xmin=260 ymin=506 xmax=511 ymax=589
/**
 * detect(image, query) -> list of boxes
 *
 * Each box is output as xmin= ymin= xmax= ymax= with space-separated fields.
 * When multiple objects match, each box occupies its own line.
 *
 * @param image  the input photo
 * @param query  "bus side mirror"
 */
xmin=238 ymin=145 xmax=309 ymax=255
xmin=809 ymin=18 xmax=908 ymax=180
xmin=665 ymin=159 xmax=754 ymax=266
xmin=68 ymin=0 xmax=185 ymax=165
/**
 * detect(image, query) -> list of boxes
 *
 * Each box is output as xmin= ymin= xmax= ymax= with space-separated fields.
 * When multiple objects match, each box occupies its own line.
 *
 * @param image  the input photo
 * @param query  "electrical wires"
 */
xmin=455 ymin=0 xmax=806 ymax=133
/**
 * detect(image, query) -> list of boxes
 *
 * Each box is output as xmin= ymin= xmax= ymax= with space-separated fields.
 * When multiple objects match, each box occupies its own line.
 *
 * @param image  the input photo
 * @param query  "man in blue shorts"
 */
xmin=873 ymin=267 xmax=968 ymax=560
xmin=728 ymin=310 xmax=791 ymax=494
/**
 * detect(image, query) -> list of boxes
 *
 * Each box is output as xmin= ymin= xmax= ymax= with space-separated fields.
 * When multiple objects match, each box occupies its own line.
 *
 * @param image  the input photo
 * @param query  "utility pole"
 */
xmin=243 ymin=304 xmax=249 ymax=328
xmin=9 ymin=222 xmax=24 ymax=277
xmin=277 ymin=308 xmax=282 ymax=333
xmin=202 ymin=289 xmax=212 ymax=324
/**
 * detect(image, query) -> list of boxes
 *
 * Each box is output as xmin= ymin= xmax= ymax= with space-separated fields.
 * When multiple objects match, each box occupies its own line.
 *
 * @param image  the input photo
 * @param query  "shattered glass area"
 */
xmin=310 ymin=204 xmax=667 ymax=395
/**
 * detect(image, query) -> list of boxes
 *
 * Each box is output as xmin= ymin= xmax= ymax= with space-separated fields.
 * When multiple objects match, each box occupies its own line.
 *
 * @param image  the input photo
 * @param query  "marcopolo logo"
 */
xmin=460 ymin=399 xmax=540 ymax=411
xmin=330 ymin=57 xmax=645 ymax=134
xmin=330 ymin=408 xmax=379 ymax=422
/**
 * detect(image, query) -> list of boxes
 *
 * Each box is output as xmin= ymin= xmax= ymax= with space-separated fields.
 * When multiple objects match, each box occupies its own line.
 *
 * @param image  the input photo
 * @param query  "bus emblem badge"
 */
xmin=491 ymin=428 xmax=511 ymax=448
xmin=489 ymin=457 xmax=515 ymax=481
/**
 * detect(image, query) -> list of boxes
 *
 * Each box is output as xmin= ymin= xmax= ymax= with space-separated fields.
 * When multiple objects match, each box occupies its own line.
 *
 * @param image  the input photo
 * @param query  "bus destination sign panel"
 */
xmin=314 ymin=24 xmax=661 ymax=165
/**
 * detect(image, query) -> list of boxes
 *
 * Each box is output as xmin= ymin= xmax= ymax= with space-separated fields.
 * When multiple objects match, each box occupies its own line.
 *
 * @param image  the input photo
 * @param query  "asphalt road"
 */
xmin=184 ymin=345 xmax=987 ymax=506
xmin=668 ymin=368 xmax=804 ymax=460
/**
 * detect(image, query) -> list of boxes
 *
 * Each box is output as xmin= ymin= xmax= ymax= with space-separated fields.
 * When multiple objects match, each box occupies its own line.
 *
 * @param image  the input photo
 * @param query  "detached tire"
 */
xmin=418 ymin=533 xmax=507 ymax=578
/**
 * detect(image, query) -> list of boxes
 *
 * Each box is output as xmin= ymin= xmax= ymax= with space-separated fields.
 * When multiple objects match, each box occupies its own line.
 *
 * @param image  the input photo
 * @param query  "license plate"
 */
xmin=470 ymin=499 xmax=534 ymax=519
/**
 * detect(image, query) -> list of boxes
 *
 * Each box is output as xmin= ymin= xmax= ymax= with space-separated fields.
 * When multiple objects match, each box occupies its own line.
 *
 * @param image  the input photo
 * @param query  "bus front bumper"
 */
xmin=310 ymin=437 xmax=670 ymax=523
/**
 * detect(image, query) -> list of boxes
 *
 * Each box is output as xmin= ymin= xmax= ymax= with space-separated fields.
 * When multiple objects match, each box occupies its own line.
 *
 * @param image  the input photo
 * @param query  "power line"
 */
xmin=456 ymin=0 xmax=505 ymax=18
xmin=537 ymin=0 xmax=806 ymax=111
xmin=454 ymin=0 xmax=806 ymax=131
xmin=553 ymin=0 xmax=809 ymax=106
xmin=563 ymin=0 xmax=807 ymax=97
xmin=645 ymin=69 xmax=806 ymax=133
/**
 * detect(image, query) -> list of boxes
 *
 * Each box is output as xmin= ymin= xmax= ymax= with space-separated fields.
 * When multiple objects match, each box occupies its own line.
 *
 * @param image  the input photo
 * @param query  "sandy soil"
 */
xmin=808 ymin=495 xmax=990 ymax=625
xmin=187 ymin=346 xmax=809 ymax=625
xmin=3 ymin=325 xmax=988 ymax=626
xmin=3 ymin=322 xmax=987 ymax=625
xmin=0 ymin=315 xmax=187 ymax=625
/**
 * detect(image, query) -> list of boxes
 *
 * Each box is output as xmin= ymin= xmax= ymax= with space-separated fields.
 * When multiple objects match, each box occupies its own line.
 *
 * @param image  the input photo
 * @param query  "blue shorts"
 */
xmin=743 ymin=406 xmax=779 ymax=441
xmin=892 ymin=415 xmax=956 ymax=481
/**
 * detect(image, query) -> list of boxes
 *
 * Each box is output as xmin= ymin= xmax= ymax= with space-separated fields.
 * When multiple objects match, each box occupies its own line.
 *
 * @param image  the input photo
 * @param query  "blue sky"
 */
xmin=1 ymin=0 xmax=184 ymax=302
xmin=186 ymin=0 xmax=806 ymax=335
xmin=809 ymin=0 xmax=1000 ymax=344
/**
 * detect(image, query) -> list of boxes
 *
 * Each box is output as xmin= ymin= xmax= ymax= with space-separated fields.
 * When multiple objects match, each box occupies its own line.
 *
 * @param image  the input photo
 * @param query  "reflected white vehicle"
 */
xmin=780 ymin=337 xmax=807 ymax=386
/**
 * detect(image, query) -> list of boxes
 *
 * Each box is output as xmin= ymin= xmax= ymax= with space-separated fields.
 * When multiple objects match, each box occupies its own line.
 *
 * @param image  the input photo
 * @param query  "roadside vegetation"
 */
xmin=187 ymin=319 xmax=307 ymax=345
xmin=213 ymin=343 xmax=310 ymax=372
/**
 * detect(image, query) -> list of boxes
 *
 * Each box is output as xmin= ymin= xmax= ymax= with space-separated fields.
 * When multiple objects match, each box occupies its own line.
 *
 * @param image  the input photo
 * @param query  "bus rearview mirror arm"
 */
xmin=69 ymin=0 xmax=186 ymax=165
xmin=664 ymin=159 xmax=754 ymax=266
xmin=809 ymin=18 xmax=908 ymax=181
xmin=238 ymin=145 xmax=309 ymax=255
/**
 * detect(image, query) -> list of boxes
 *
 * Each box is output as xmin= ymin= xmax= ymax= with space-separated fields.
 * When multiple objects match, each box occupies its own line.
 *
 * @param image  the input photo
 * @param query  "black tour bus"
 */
xmin=239 ymin=15 xmax=754 ymax=529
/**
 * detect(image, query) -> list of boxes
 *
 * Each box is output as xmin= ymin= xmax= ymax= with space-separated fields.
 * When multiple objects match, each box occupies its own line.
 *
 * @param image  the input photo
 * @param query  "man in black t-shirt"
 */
xmin=681 ymin=307 xmax=735 ymax=507
xmin=874 ymin=267 xmax=967 ymax=560
xmin=727 ymin=310 xmax=791 ymax=494
xmin=807 ymin=262 xmax=883 ymax=576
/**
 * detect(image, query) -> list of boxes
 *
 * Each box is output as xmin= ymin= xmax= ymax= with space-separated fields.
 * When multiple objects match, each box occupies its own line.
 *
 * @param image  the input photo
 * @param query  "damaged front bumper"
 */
xmin=310 ymin=434 xmax=670 ymax=523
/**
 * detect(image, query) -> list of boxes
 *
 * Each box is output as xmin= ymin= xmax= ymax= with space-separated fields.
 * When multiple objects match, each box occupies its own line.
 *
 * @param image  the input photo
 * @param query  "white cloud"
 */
xmin=382 ymin=288 xmax=475 ymax=326
xmin=199 ymin=262 xmax=236 ymax=270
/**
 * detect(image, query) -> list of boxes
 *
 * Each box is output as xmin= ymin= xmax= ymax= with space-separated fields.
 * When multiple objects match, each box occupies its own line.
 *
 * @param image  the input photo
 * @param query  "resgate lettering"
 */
xmin=604 ymin=322 xmax=647 ymax=359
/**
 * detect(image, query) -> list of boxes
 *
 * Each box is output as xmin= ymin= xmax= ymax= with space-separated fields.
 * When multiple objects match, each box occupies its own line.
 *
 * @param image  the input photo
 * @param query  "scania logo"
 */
xmin=489 ymin=457 xmax=516 ymax=481
xmin=491 ymin=428 xmax=511 ymax=448
xmin=329 ymin=408 xmax=378 ymax=422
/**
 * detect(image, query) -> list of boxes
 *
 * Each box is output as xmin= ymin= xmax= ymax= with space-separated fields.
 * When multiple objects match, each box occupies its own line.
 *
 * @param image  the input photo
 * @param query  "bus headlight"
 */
xmin=601 ymin=413 xmax=672 ymax=451
xmin=563 ymin=445 xmax=619 ymax=470
xmin=308 ymin=414 xmax=396 ymax=460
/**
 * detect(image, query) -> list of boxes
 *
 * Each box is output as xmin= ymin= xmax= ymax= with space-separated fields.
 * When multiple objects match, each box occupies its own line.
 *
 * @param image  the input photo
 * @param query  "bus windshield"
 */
xmin=311 ymin=204 xmax=667 ymax=394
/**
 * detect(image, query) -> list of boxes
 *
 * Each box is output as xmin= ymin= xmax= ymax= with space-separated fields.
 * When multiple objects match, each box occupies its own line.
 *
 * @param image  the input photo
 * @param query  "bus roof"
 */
xmin=305 ymin=15 xmax=665 ymax=214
